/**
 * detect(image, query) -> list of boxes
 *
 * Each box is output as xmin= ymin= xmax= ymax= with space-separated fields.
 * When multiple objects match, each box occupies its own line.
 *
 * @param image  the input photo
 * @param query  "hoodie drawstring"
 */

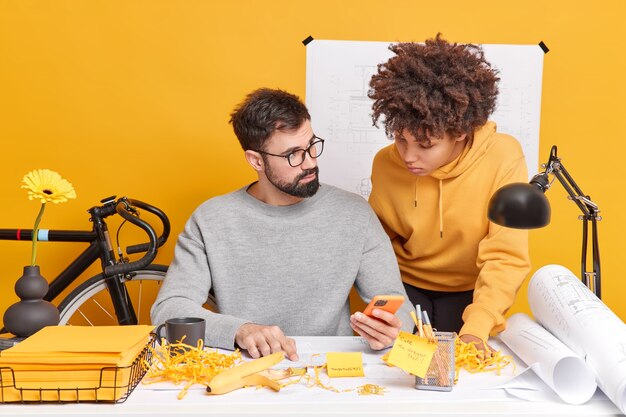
xmin=439 ymin=179 xmax=443 ymax=238
xmin=414 ymin=177 xmax=418 ymax=208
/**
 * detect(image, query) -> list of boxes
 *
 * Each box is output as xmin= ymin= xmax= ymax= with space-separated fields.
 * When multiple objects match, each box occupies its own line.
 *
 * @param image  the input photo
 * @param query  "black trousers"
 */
xmin=403 ymin=283 xmax=474 ymax=333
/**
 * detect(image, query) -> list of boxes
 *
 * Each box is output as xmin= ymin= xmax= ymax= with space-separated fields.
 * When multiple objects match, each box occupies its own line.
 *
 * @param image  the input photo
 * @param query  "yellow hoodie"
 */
xmin=369 ymin=122 xmax=531 ymax=341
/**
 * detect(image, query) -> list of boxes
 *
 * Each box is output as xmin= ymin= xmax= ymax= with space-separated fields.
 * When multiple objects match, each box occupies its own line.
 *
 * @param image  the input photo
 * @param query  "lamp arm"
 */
xmin=543 ymin=145 xmax=601 ymax=298
xmin=591 ymin=217 xmax=601 ymax=297
xmin=548 ymin=160 xmax=600 ymax=220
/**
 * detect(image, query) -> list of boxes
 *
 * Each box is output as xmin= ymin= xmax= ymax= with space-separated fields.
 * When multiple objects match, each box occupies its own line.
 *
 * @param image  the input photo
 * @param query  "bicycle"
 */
xmin=1 ymin=195 xmax=170 ymax=329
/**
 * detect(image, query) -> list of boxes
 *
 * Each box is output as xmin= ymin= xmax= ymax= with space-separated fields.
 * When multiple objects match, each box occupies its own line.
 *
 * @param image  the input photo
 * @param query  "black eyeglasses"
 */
xmin=254 ymin=137 xmax=325 ymax=167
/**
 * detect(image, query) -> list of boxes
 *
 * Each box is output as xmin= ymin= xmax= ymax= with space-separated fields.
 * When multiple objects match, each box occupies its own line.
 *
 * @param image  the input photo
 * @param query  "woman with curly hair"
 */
xmin=368 ymin=34 xmax=530 ymax=352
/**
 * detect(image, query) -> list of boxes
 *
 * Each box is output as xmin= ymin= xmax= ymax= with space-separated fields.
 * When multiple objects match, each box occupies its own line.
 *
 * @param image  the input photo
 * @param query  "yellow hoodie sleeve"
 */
xmin=459 ymin=155 xmax=531 ymax=341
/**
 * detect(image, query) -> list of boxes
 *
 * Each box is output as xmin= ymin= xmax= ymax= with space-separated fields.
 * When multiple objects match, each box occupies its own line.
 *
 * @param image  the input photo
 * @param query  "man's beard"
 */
xmin=265 ymin=164 xmax=320 ymax=198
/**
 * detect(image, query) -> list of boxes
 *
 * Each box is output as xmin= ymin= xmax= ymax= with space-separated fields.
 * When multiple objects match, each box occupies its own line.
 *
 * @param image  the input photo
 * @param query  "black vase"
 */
xmin=3 ymin=265 xmax=60 ymax=337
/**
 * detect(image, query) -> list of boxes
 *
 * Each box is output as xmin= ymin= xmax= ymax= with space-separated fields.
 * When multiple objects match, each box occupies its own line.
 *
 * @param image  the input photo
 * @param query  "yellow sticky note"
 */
xmin=386 ymin=331 xmax=437 ymax=378
xmin=326 ymin=352 xmax=365 ymax=378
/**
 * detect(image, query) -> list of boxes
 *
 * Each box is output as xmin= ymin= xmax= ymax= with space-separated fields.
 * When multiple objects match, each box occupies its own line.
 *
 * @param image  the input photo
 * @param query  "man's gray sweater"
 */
xmin=151 ymin=184 xmax=413 ymax=349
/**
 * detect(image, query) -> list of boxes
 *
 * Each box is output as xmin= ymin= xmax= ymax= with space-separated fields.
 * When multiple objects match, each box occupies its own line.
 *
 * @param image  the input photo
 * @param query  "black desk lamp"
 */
xmin=488 ymin=145 xmax=602 ymax=298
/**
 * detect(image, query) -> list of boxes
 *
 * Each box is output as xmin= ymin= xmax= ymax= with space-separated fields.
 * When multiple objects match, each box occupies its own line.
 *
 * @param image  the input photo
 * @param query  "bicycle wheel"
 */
xmin=57 ymin=264 xmax=168 ymax=326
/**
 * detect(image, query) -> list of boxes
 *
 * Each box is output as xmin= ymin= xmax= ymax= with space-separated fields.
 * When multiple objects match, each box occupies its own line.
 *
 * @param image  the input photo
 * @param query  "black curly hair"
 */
xmin=368 ymin=34 xmax=499 ymax=143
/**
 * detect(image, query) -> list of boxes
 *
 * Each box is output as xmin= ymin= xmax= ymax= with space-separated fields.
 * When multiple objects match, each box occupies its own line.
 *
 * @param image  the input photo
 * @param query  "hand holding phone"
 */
xmin=362 ymin=295 xmax=405 ymax=317
xmin=352 ymin=295 xmax=405 ymax=351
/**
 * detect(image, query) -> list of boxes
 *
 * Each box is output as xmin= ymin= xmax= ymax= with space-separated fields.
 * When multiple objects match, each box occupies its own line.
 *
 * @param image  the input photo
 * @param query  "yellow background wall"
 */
xmin=1 ymin=1 xmax=625 ymax=326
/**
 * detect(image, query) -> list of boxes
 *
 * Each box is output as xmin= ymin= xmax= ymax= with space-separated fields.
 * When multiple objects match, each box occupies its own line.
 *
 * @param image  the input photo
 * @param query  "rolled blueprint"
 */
xmin=528 ymin=264 xmax=626 ymax=413
xmin=500 ymin=312 xmax=597 ymax=404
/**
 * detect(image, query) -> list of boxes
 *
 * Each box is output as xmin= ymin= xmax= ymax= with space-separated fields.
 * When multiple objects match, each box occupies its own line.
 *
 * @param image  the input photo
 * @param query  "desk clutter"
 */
xmin=1 ymin=264 xmax=625 ymax=414
xmin=0 ymin=325 xmax=154 ymax=403
xmin=0 ymin=324 xmax=514 ymax=404
xmin=143 ymin=334 xmax=514 ymax=400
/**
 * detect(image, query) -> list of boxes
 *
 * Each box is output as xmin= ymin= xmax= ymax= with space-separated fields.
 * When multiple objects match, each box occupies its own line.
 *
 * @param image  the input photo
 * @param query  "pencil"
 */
xmin=422 ymin=311 xmax=435 ymax=343
xmin=410 ymin=310 xmax=420 ymax=329
xmin=421 ymin=310 xmax=446 ymax=386
xmin=415 ymin=304 xmax=425 ymax=338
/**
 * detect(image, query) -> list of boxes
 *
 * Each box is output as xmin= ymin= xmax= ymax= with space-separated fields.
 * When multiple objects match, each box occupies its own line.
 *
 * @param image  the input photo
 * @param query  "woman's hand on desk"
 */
xmin=459 ymin=334 xmax=494 ymax=358
xmin=235 ymin=323 xmax=299 ymax=361
xmin=349 ymin=310 xmax=401 ymax=350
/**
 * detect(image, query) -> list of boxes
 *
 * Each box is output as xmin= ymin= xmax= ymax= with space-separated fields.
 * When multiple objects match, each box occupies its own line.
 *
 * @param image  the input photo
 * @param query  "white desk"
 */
xmin=1 ymin=336 xmax=623 ymax=416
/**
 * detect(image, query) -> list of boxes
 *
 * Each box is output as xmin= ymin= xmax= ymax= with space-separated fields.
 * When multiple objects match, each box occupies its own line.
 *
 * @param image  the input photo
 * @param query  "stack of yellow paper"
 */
xmin=0 ymin=325 xmax=153 ymax=402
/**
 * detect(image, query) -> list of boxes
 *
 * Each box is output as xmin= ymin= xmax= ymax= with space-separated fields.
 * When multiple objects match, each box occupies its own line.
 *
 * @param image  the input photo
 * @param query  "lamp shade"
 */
xmin=488 ymin=183 xmax=551 ymax=229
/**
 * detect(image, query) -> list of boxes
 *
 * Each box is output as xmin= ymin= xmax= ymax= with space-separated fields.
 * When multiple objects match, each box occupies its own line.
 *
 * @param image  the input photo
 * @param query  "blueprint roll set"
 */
xmin=500 ymin=265 xmax=626 ymax=413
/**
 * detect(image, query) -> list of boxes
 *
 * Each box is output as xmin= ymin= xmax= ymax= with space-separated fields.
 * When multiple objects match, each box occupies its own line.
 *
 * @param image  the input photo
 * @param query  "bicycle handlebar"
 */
xmin=103 ymin=198 xmax=170 ymax=276
xmin=125 ymin=199 xmax=170 ymax=254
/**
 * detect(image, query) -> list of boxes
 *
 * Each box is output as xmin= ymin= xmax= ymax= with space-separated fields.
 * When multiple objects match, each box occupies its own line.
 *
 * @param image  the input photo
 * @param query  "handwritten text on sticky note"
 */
xmin=326 ymin=352 xmax=365 ymax=378
xmin=386 ymin=331 xmax=436 ymax=378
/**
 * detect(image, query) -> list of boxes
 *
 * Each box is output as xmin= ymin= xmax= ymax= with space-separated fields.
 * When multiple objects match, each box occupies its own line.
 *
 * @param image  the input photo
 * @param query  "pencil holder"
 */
xmin=415 ymin=331 xmax=456 ymax=392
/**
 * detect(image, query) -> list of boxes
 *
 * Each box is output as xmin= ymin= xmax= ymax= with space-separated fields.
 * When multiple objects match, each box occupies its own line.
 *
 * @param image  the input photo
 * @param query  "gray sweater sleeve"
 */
xmin=150 ymin=215 xmax=248 ymax=349
xmin=354 ymin=212 xmax=415 ymax=334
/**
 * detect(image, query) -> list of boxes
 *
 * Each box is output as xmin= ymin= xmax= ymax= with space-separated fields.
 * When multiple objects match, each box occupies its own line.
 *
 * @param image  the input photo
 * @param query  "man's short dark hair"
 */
xmin=229 ymin=88 xmax=311 ymax=151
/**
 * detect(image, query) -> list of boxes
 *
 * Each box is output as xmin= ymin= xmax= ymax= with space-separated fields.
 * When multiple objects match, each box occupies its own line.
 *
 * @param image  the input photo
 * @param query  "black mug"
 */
xmin=155 ymin=317 xmax=206 ymax=348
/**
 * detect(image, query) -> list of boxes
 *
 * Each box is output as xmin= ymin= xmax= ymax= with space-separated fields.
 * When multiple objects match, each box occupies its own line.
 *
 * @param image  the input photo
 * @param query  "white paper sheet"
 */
xmin=268 ymin=336 xmax=379 ymax=368
xmin=133 ymin=334 xmax=623 ymax=414
xmin=500 ymin=312 xmax=597 ymax=404
xmin=502 ymin=367 xmax=564 ymax=403
xmin=305 ymin=40 xmax=544 ymax=198
xmin=527 ymin=264 xmax=626 ymax=413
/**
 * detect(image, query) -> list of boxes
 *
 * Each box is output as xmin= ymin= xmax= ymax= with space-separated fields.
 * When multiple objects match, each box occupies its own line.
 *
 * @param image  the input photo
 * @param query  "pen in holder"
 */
xmin=415 ymin=331 xmax=456 ymax=391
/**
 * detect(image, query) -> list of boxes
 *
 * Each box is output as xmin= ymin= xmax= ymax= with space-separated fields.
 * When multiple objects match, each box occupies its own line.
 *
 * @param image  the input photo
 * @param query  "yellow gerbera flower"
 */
xmin=21 ymin=169 xmax=77 ymax=265
xmin=21 ymin=169 xmax=77 ymax=204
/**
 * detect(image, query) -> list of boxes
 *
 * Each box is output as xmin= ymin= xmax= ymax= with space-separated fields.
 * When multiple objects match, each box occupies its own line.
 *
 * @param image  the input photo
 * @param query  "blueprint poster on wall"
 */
xmin=305 ymin=40 xmax=544 ymax=198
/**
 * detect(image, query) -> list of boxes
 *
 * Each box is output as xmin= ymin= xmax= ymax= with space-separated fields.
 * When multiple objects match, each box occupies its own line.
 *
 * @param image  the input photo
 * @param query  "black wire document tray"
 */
xmin=0 ymin=334 xmax=155 ymax=403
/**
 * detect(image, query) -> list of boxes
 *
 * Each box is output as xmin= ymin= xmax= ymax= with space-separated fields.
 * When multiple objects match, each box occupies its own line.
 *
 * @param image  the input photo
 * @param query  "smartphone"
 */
xmin=362 ymin=295 xmax=405 ymax=317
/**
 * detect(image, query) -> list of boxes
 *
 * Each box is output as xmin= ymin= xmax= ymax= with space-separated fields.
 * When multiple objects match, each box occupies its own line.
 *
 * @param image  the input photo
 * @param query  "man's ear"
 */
xmin=454 ymin=133 xmax=467 ymax=142
xmin=244 ymin=150 xmax=264 ymax=172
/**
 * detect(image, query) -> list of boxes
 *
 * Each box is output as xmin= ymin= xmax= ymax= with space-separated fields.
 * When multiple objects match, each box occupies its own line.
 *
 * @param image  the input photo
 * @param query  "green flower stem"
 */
xmin=31 ymin=202 xmax=46 ymax=266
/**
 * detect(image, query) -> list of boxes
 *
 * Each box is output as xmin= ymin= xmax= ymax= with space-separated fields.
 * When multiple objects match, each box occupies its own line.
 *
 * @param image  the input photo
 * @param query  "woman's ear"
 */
xmin=454 ymin=133 xmax=468 ymax=142
xmin=244 ymin=150 xmax=264 ymax=172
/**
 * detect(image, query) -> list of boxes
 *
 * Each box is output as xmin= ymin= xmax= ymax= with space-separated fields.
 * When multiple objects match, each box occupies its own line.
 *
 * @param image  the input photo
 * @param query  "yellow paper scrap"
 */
xmin=386 ymin=331 xmax=436 ymax=378
xmin=326 ymin=352 xmax=364 ymax=378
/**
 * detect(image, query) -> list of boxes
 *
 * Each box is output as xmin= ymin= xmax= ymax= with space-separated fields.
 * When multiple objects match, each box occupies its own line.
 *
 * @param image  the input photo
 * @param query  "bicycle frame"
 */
xmin=0 ymin=228 xmax=96 ymax=302
xmin=0 ymin=196 xmax=170 ymax=327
